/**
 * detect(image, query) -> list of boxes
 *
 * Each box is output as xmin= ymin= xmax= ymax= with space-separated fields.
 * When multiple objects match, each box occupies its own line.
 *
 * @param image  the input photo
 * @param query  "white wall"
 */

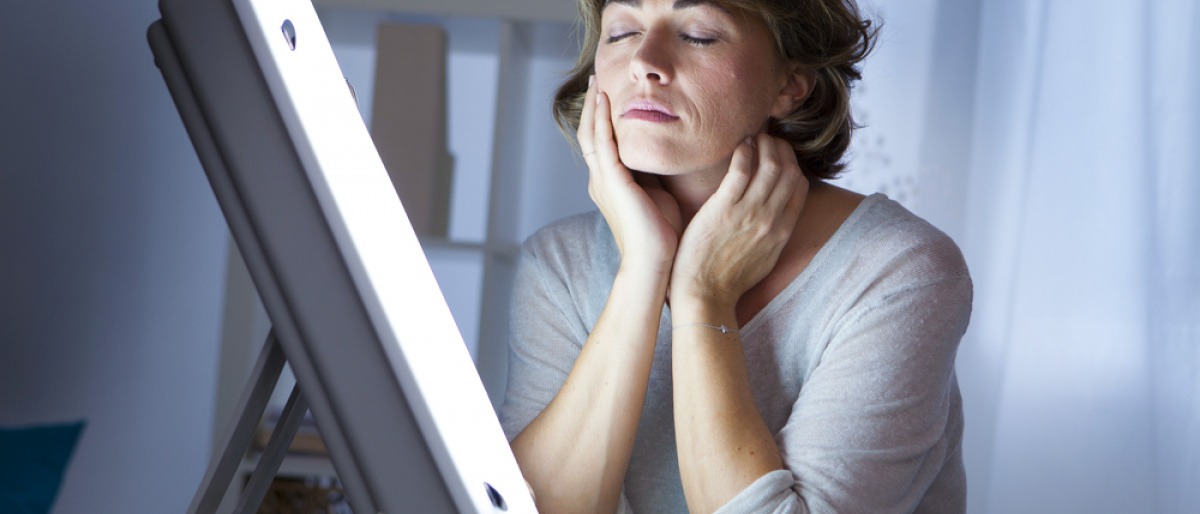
xmin=0 ymin=1 xmax=228 ymax=512
xmin=317 ymin=9 xmax=590 ymax=362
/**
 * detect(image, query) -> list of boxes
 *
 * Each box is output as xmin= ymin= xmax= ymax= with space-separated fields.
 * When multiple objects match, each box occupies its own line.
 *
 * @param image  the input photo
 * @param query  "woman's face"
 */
xmin=594 ymin=0 xmax=793 ymax=177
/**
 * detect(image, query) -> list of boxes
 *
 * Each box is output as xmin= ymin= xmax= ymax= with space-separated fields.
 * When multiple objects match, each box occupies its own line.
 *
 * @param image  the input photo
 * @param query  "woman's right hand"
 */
xmin=579 ymin=75 xmax=682 ymax=274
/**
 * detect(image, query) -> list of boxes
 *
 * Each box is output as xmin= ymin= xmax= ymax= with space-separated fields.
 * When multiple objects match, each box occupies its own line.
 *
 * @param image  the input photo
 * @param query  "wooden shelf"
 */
xmin=312 ymin=0 xmax=577 ymax=23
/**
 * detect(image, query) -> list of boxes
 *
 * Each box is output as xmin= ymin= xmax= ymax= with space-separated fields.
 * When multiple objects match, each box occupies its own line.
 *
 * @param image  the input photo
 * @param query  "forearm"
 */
xmin=671 ymin=296 xmax=784 ymax=513
xmin=511 ymin=264 xmax=668 ymax=513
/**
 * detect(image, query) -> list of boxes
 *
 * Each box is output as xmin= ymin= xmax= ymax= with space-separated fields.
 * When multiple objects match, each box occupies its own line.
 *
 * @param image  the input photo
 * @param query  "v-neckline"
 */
xmin=666 ymin=193 xmax=885 ymax=336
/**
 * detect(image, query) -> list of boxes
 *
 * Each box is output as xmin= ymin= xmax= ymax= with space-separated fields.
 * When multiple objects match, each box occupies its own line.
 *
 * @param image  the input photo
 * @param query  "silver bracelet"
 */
xmin=672 ymin=322 xmax=739 ymax=335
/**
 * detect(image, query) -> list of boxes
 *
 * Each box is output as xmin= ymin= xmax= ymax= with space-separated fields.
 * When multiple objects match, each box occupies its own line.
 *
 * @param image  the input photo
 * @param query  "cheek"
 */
xmin=592 ymin=55 xmax=622 ymax=121
xmin=693 ymin=64 xmax=774 ymax=138
xmin=731 ymin=59 xmax=781 ymax=113
xmin=593 ymin=49 xmax=623 ymax=87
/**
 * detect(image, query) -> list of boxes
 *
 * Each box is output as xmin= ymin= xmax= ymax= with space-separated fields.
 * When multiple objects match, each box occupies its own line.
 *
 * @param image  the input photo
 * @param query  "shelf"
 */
xmin=312 ymin=0 xmax=576 ymax=23
xmin=419 ymin=237 xmax=519 ymax=262
xmin=240 ymin=453 xmax=338 ymax=478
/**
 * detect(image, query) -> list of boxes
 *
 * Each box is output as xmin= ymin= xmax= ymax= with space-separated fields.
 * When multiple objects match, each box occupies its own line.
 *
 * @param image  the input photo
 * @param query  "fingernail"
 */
xmin=744 ymin=136 xmax=755 ymax=147
xmin=597 ymin=91 xmax=603 ymax=106
xmin=588 ymin=75 xmax=594 ymax=87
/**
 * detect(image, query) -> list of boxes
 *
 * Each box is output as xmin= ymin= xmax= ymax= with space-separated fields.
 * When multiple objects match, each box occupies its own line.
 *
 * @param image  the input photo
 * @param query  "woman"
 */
xmin=500 ymin=0 xmax=971 ymax=512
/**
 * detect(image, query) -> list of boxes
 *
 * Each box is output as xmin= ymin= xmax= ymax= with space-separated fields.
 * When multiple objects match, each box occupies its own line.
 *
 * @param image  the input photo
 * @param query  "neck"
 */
xmin=660 ymin=165 xmax=727 ymax=224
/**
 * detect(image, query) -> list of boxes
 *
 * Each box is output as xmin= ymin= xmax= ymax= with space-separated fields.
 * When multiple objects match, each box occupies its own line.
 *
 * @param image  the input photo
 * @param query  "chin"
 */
xmin=617 ymin=139 xmax=704 ymax=176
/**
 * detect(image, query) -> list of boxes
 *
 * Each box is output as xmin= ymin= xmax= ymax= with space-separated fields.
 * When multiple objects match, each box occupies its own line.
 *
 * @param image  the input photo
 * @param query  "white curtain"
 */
xmin=954 ymin=1 xmax=1200 ymax=512
xmin=845 ymin=0 xmax=1199 ymax=512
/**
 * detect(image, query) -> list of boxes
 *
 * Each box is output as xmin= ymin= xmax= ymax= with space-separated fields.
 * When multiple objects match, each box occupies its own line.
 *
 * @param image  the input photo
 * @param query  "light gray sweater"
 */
xmin=500 ymin=193 xmax=971 ymax=513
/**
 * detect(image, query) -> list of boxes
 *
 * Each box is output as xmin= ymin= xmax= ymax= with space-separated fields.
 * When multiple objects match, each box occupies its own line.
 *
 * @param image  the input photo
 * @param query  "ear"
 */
xmin=769 ymin=66 xmax=813 ymax=118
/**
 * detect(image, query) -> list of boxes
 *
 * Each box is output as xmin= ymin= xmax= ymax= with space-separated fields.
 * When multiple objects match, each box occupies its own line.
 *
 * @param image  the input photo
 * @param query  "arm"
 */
xmin=507 ymin=77 xmax=681 ymax=513
xmin=669 ymin=133 xmax=806 ymax=512
xmin=510 ymin=262 xmax=666 ymax=514
xmin=671 ymin=299 xmax=785 ymax=513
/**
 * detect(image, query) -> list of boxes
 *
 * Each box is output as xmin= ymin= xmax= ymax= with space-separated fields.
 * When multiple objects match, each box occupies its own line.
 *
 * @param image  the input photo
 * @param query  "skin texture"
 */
xmin=510 ymin=0 xmax=866 ymax=512
xmin=597 ymin=0 xmax=788 ymax=177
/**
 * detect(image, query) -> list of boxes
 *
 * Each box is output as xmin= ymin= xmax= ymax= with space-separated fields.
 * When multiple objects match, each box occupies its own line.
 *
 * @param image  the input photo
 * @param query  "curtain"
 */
xmin=845 ymin=0 xmax=1198 ymax=512
xmin=952 ymin=1 xmax=1200 ymax=512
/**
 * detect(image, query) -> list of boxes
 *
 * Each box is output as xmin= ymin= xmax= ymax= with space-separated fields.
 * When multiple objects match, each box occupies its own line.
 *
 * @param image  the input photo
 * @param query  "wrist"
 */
xmin=670 ymin=277 xmax=738 ymax=313
xmin=618 ymin=254 xmax=674 ymax=280
xmin=614 ymin=260 xmax=672 ymax=296
xmin=670 ymin=289 xmax=737 ymax=320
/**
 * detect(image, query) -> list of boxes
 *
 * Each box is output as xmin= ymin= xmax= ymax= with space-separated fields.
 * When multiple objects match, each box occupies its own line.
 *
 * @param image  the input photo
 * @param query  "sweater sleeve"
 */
xmin=718 ymin=242 xmax=972 ymax=514
xmin=498 ymin=239 xmax=587 ymax=441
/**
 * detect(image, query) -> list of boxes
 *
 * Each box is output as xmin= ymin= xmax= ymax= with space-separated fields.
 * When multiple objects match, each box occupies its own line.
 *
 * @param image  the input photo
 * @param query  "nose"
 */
xmin=630 ymin=26 xmax=673 ymax=85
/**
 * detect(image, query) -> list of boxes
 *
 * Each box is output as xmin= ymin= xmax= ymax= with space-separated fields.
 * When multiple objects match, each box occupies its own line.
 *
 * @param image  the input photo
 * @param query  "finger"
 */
xmin=743 ymin=132 xmax=785 ymax=203
xmin=768 ymin=138 xmax=808 ymax=216
xmin=714 ymin=137 xmax=756 ymax=203
xmin=594 ymin=91 xmax=625 ymax=180
xmin=784 ymin=173 xmax=809 ymax=218
xmin=577 ymin=75 xmax=597 ymax=161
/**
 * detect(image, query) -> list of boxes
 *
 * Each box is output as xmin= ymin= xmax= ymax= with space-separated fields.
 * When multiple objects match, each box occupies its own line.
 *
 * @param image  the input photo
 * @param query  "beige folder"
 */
xmin=371 ymin=22 xmax=453 ymax=237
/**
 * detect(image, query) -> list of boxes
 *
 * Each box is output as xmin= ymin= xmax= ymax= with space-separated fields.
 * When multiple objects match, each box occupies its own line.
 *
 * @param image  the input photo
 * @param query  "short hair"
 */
xmin=552 ymin=0 xmax=878 ymax=180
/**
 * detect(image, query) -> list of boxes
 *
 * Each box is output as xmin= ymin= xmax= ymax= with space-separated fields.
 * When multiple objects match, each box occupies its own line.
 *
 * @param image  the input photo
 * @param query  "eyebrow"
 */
xmin=604 ymin=0 xmax=732 ymax=14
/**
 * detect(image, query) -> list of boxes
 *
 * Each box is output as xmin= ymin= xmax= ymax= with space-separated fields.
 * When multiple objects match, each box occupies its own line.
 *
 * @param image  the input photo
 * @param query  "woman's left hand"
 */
xmin=670 ymin=132 xmax=808 ymax=309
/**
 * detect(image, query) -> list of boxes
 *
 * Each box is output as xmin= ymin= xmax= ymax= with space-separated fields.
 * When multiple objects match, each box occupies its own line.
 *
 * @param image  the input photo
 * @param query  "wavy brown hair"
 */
xmin=552 ymin=0 xmax=877 ymax=180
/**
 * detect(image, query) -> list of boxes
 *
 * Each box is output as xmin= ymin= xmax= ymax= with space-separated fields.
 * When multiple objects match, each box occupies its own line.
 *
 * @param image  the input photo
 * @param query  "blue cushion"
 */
xmin=0 ymin=421 xmax=86 ymax=514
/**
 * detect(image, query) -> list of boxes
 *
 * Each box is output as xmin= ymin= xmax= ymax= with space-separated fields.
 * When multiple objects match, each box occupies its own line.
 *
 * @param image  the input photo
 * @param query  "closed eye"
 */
xmin=606 ymin=32 xmax=638 ymax=44
xmin=681 ymin=34 xmax=716 ymax=46
xmin=606 ymin=32 xmax=716 ymax=46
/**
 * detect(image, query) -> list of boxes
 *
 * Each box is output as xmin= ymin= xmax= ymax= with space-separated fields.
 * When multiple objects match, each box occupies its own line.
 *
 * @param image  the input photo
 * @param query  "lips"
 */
xmin=622 ymin=99 xmax=679 ymax=122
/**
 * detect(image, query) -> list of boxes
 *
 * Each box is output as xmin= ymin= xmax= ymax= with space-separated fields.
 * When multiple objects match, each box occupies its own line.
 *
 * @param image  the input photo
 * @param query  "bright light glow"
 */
xmin=230 ymin=0 xmax=536 ymax=512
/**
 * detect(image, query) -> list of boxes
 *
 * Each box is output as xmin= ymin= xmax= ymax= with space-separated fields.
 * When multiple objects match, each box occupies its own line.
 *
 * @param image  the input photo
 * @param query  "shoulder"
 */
xmin=520 ymin=211 xmax=612 ymax=263
xmin=516 ymin=211 xmax=617 ymax=288
xmin=824 ymin=194 xmax=972 ymax=308
xmin=523 ymin=210 xmax=607 ymax=249
xmin=806 ymin=195 xmax=974 ymax=360
xmin=852 ymin=195 xmax=968 ymax=282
